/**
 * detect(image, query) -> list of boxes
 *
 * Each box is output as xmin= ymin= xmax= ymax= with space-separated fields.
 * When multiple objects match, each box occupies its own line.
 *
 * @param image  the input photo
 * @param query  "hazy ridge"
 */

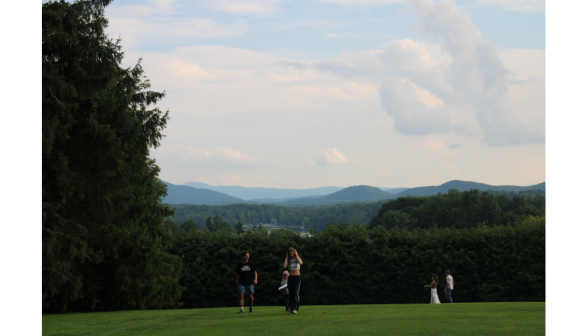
xmin=162 ymin=180 xmax=545 ymax=206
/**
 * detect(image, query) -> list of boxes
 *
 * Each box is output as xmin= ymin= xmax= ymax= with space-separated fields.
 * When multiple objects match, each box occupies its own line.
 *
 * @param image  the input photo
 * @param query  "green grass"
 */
xmin=43 ymin=302 xmax=545 ymax=336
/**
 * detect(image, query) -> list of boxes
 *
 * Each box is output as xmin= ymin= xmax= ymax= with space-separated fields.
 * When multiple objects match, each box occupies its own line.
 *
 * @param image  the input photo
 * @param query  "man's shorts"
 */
xmin=238 ymin=284 xmax=254 ymax=295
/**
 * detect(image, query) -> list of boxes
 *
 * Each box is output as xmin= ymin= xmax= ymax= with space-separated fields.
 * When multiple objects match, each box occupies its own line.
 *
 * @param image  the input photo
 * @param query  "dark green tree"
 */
xmin=205 ymin=215 xmax=231 ymax=232
xmin=234 ymin=221 xmax=245 ymax=235
xmin=179 ymin=218 xmax=199 ymax=233
xmin=42 ymin=0 xmax=183 ymax=313
xmin=380 ymin=210 xmax=416 ymax=230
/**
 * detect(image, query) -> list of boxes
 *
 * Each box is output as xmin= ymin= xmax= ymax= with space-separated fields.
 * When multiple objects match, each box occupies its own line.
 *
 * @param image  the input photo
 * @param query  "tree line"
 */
xmin=165 ymin=201 xmax=386 ymax=232
xmin=170 ymin=216 xmax=545 ymax=308
xmin=164 ymin=189 xmax=545 ymax=235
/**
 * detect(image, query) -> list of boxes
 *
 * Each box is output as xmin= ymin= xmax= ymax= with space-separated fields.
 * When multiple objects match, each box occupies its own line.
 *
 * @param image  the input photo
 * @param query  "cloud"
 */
xmin=166 ymin=58 xmax=213 ymax=79
xmin=407 ymin=0 xmax=544 ymax=145
xmin=318 ymin=0 xmax=403 ymax=5
xmin=310 ymin=148 xmax=349 ymax=167
xmin=324 ymin=33 xmax=359 ymax=38
xmin=379 ymin=78 xmax=453 ymax=135
xmin=152 ymin=145 xmax=261 ymax=169
xmin=475 ymin=0 xmax=545 ymax=13
xmin=106 ymin=4 xmax=248 ymax=48
xmin=305 ymin=0 xmax=544 ymax=146
xmin=196 ymin=0 xmax=284 ymax=15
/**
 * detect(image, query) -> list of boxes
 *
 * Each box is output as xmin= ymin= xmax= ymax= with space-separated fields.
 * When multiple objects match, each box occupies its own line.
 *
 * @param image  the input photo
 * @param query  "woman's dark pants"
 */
xmin=288 ymin=275 xmax=301 ymax=312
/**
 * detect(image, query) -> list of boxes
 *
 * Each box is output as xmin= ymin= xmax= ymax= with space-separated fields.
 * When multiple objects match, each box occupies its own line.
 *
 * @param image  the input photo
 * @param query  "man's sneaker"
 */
xmin=249 ymin=307 xmax=253 ymax=313
xmin=291 ymin=310 xmax=297 ymax=314
xmin=237 ymin=311 xmax=244 ymax=314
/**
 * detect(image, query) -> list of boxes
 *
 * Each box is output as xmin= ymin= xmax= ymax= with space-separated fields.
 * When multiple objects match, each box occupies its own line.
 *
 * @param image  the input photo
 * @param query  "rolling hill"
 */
xmin=162 ymin=181 xmax=245 ymax=205
xmin=182 ymin=182 xmax=343 ymax=200
xmin=381 ymin=187 xmax=409 ymax=194
xmin=279 ymin=185 xmax=395 ymax=206
xmin=394 ymin=180 xmax=545 ymax=198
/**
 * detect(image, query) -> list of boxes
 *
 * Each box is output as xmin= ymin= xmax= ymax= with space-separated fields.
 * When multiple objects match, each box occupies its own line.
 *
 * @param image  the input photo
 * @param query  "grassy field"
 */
xmin=43 ymin=302 xmax=544 ymax=336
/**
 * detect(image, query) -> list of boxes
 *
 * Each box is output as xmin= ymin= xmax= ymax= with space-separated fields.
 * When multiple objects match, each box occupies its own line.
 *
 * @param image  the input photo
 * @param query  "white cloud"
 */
xmin=303 ymin=0 xmax=544 ymax=146
xmin=153 ymin=145 xmax=261 ymax=168
xmin=311 ymin=148 xmax=349 ymax=166
xmin=196 ymin=0 xmax=284 ymax=15
xmin=318 ymin=0 xmax=403 ymax=4
xmin=379 ymin=78 xmax=453 ymax=135
xmin=475 ymin=0 xmax=545 ymax=13
xmin=105 ymin=4 xmax=248 ymax=48
xmin=325 ymin=33 xmax=359 ymax=38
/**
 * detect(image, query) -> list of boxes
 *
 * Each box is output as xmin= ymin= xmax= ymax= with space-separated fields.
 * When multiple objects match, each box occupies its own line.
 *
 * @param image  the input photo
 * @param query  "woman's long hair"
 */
xmin=432 ymin=274 xmax=439 ymax=283
xmin=287 ymin=247 xmax=297 ymax=258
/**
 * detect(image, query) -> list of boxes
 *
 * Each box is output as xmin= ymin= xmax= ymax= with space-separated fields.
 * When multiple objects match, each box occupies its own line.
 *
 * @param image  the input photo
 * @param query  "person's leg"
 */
xmin=288 ymin=276 xmax=301 ymax=313
xmin=287 ymin=277 xmax=295 ymax=312
xmin=247 ymin=286 xmax=255 ymax=312
xmin=238 ymin=285 xmax=245 ymax=313
xmin=285 ymin=294 xmax=290 ymax=311
xmin=445 ymin=288 xmax=453 ymax=303
xmin=296 ymin=277 xmax=301 ymax=311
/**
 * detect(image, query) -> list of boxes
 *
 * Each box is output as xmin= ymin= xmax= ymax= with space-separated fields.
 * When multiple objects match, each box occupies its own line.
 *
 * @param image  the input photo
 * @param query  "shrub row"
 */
xmin=169 ymin=219 xmax=545 ymax=308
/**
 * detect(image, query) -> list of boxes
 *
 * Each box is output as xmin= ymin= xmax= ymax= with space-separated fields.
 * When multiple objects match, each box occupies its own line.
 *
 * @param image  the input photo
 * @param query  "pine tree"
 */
xmin=42 ymin=0 xmax=183 ymax=313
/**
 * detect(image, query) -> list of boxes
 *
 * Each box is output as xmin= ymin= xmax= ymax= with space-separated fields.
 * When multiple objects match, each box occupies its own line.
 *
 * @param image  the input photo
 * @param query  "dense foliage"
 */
xmin=165 ymin=189 xmax=544 ymax=233
xmin=42 ymin=0 xmax=182 ymax=313
xmin=170 ymin=217 xmax=545 ymax=308
xmin=166 ymin=202 xmax=386 ymax=231
xmin=369 ymin=189 xmax=544 ymax=230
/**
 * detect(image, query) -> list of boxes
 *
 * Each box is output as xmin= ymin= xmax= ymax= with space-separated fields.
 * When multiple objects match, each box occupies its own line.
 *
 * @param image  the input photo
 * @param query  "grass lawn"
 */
xmin=43 ymin=302 xmax=544 ymax=336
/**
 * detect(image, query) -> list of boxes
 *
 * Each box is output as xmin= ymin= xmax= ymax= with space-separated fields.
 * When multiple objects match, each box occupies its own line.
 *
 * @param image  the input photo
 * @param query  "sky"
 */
xmin=103 ymin=0 xmax=546 ymax=189
xmin=1 ymin=2 xmax=585 ymax=331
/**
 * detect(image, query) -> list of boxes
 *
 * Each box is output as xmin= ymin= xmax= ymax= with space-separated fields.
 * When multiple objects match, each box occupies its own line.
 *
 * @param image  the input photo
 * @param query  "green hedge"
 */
xmin=170 ymin=220 xmax=544 ymax=308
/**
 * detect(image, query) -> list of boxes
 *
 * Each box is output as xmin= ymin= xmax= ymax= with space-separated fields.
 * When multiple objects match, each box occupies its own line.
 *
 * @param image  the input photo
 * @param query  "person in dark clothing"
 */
xmin=283 ymin=247 xmax=303 ymax=314
xmin=236 ymin=251 xmax=257 ymax=313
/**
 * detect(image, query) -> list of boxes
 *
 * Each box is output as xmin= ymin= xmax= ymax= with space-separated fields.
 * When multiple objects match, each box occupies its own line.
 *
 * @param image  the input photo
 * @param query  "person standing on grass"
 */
xmin=236 ymin=251 xmax=257 ymax=314
xmin=280 ymin=271 xmax=290 ymax=312
xmin=444 ymin=270 xmax=454 ymax=303
xmin=283 ymin=247 xmax=303 ymax=314
xmin=424 ymin=274 xmax=441 ymax=304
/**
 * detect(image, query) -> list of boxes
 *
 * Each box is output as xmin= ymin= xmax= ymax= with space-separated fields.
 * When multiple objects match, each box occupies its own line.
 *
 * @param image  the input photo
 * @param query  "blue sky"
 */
xmin=99 ymin=0 xmax=546 ymax=188
xmin=109 ymin=0 xmax=544 ymax=58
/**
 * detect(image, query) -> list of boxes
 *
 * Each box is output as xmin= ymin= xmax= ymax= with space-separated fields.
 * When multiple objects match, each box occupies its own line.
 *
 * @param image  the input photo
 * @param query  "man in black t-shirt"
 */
xmin=236 ymin=251 xmax=257 ymax=313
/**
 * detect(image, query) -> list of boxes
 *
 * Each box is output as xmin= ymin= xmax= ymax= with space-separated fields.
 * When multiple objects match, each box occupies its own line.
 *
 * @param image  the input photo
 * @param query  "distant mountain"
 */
xmin=162 ymin=181 xmax=245 ymax=205
xmin=279 ymin=185 xmax=395 ymax=206
xmin=182 ymin=182 xmax=343 ymax=200
xmin=394 ymin=180 xmax=546 ymax=198
xmin=380 ymin=187 xmax=409 ymax=194
xmin=248 ymin=195 xmax=325 ymax=203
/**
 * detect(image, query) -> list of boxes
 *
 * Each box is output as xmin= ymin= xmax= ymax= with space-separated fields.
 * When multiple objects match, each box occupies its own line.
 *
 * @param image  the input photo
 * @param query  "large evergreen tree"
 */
xmin=42 ymin=0 xmax=183 ymax=313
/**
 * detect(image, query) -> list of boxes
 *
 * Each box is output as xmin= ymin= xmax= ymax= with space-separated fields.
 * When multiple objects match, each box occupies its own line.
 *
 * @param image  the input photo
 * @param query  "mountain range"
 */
xmin=394 ymin=180 xmax=545 ymax=198
xmin=161 ymin=180 xmax=545 ymax=206
xmin=162 ymin=182 xmax=243 ymax=205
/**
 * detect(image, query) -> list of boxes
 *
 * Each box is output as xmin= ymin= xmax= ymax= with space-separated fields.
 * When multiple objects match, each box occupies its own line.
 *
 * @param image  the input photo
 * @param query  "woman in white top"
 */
xmin=283 ymin=247 xmax=303 ymax=314
xmin=424 ymin=274 xmax=441 ymax=304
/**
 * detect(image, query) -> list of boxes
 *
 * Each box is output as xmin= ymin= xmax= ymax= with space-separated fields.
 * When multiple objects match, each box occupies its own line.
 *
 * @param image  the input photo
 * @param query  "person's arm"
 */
xmin=236 ymin=274 xmax=240 ymax=286
xmin=425 ymin=280 xmax=436 ymax=288
xmin=444 ymin=277 xmax=448 ymax=292
xmin=294 ymin=250 xmax=303 ymax=265
xmin=253 ymin=271 xmax=258 ymax=285
xmin=283 ymin=252 xmax=289 ymax=269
